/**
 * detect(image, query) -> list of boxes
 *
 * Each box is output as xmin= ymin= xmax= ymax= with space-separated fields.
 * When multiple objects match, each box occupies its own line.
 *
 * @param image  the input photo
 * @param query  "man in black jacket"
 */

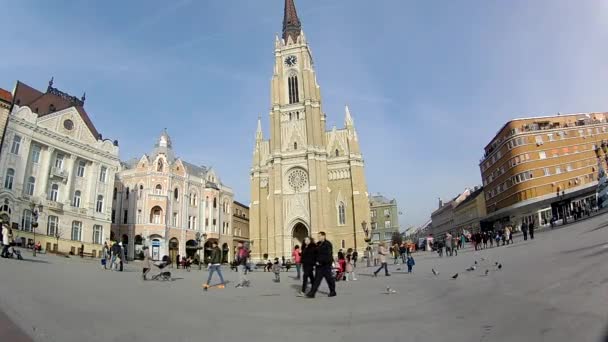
xmin=306 ymin=232 xmax=336 ymax=298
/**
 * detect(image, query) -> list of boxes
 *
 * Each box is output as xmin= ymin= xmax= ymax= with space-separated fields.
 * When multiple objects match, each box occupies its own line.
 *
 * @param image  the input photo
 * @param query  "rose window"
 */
xmin=288 ymin=168 xmax=308 ymax=192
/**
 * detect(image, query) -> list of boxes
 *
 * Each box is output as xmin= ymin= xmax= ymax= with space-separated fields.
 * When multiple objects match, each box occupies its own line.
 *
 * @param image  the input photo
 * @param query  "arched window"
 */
xmin=50 ymin=184 xmax=59 ymax=202
xmin=191 ymin=192 xmax=198 ymax=207
xmin=288 ymin=75 xmax=299 ymax=104
xmin=22 ymin=209 xmax=32 ymax=231
xmin=96 ymin=195 xmax=104 ymax=213
xmin=335 ymin=149 xmax=340 ymax=157
xmin=213 ymin=197 xmax=217 ymax=208
xmin=139 ymin=184 xmax=144 ymax=198
xmin=25 ymin=176 xmax=35 ymax=196
xmin=4 ymin=168 xmax=14 ymax=190
xmin=150 ymin=206 xmax=163 ymax=224
xmin=174 ymin=188 xmax=179 ymax=201
xmin=113 ymin=187 xmax=117 ymax=200
xmin=155 ymin=184 xmax=162 ymax=195
xmin=294 ymin=142 xmax=298 ymax=150
xmin=157 ymin=159 xmax=164 ymax=172
xmin=126 ymin=187 xmax=130 ymax=200
xmin=338 ymin=202 xmax=346 ymax=225
xmin=73 ymin=190 xmax=81 ymax=207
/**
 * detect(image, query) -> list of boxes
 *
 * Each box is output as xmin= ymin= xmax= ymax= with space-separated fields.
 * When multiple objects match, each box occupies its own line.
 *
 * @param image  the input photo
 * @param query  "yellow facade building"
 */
xmin=250 ymin=0 xmax=370 ymax=260
xmin=480 ymin=112 xmax=606 ymax=230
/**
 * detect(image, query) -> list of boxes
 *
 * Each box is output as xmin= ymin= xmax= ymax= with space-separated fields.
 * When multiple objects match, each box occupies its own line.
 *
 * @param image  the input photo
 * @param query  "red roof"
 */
xmin=13 ymin=81 xmax=100 ymax=139
xmin=0 ymin=88 xmax=12 ymax=103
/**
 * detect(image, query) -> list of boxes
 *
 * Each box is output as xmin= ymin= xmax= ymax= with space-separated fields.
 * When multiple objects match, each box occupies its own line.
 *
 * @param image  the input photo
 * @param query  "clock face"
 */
xmin=285 ymin=55 xmax=297 ymax=67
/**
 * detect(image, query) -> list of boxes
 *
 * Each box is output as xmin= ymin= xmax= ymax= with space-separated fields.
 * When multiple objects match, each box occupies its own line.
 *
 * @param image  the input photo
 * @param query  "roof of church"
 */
xmin=283 ymin=0 xmax=302 ymax=43
xmin=12 ymin=80 xmax=100 ymax=139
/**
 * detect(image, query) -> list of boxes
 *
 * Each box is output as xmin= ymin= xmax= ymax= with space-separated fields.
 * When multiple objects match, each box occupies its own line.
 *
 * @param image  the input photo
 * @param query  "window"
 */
xmin=566 ymin=164 xmax=573 ymax=172
xmin=71 ymin=221 xmax=82 ymax=241
xmin=126 ymin=187 xmax=129 ymax=200
xmin=151 ymin=207 xmax=162 ymax=224
xmin=55 ymin=153 xmax=64 ymax=169
xmin=50 ymin=184 xmax=59 ymax=201
xmin=155 ymin=184 xmax=162 ymax=195
xmin=288 ymin=75 xmax=299 ymax=103
xmin=173 ymin=212 xmax=178 ymax=226
xmin=547 ymin=133 xmax=554 ymax=142
xmin=556 ymin=166 xmax=562 ymax=174
xmin=96 ymin=195 xmax=104 ymax=213
xmin=384 ymin=209 xmax=390 ymax=217
xmin=139 ymin=185 xmax=143 ymax=198
xmin=385 ymin=220 xmax=391 ymax=229
xmin=112 ymin=210 xmax=116 ymax=223
xmin=190 ymin=193 xmax=197 ymax=207
xmin=4 ymin=168 xmax=14 ymax=189
xmin=579 ymin=129 xmax=584 ymax=137
xmin=293 ymin=142 xmax=297 ymax=150
xmin=77 ymin=160 xmax=86 ymax=177
xmin=338 ymin=202 xmax=346 ymax=225
xmin=25 ymin=177 xmax=35 ymax=196
xmin=213 ymin=197 xmax=217 ymax=208
xmin=213 ymin=218 xmax=217 ymax=227
xmin=10 ymin=135 xmax=21 ymax=154
xmin=47 ymin=215 xmax=58 ymax=236
xmin=341 ymin=240 xmax=345 ymax=249
xmin=113 ymin=187 xmax=117 ymax=200
xmin=370 ymin=210 xmax=376 ymax=218
xmin=123 ymin=210 xmax=128 ymax=224
xmin=205 ymin=218 xmax=209 ymax=228
xmin=543 ymin=167 xmax=551 ymax=176
xmin=22 ymin=209 xmax=33 ymax=231
xmin=137 ymin=210 xmax=142 ymax=224
xmin=93 ymin=225 xmax=103 ymax=244
xmin=174 ymin=188 xmax=179 ymax=201
xmin=31 ymin=145 xmax=40 ymax=163
xmin=157 ymin=159 xmax=163 ymax=172
xmin=535 ymin=136 xmax=543 ymax=144
xmin=335 ymin=149 xmax=339 ymax=157
xmin=188 ymin=216 xmax=196 ymax=230
xmin=539 ymin=151 xmax=546 ymax=159
xmin=99 ymin=166 xmax=107 ymax=182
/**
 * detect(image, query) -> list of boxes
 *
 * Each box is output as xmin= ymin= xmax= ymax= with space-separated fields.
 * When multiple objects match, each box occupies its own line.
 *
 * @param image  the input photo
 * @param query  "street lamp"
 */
xmin=30 ymin=202 xmax=42 ymax=257
xmin=196 ymin=232 xmax=208 ymax=270
xmin=361 ymin=221 xmax=371 ymax=244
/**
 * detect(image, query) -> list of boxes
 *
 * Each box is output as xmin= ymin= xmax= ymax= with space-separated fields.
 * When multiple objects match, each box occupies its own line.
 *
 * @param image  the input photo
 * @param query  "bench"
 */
xmin=81 ymin=252 xmax=96 ymax=258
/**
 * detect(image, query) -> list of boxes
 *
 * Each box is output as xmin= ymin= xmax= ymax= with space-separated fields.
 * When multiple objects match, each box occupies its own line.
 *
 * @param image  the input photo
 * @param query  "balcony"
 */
xmin=45 ymin=200 xmax=64 ymax=212
xmin=51 ymin=167 xmax=69 ymax=181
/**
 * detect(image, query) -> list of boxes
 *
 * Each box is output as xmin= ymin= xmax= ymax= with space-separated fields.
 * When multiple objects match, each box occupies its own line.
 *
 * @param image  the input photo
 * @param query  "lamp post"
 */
xmin=361 ymin=221 xmax=371 ymax=245
xmin=30 ymin=202 xmax=42 ymax=257
xmin=196 ymin=232 xmax=207 ymax=270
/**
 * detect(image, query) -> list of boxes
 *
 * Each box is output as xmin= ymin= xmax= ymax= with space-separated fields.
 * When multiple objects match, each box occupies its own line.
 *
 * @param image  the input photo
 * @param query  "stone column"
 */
xmin=38 ymin=147 xmax=54 ymax=200
xmin=62 ymin=154 xmax=77 ymax=204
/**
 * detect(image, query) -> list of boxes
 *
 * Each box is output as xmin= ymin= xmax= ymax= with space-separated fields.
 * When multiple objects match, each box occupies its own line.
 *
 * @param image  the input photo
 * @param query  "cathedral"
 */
xmin=250 ymin=0 xmax=371 ymax=260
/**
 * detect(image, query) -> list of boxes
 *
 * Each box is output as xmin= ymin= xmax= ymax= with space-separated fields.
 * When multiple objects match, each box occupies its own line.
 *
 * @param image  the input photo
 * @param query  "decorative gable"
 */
xmin=36 ymin=107 xmax=97 ymax=144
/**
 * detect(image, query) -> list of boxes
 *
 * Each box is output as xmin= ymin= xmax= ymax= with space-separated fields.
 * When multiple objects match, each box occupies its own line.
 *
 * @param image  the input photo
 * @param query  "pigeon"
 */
xmin=385 ymin=287 xmax=398 ymax=294
xmin=466 ymin=266 xmax=476 ymax=271
xmin=495 ymin=262 xmax=499 ymax=266
xmin=474 ymin=260 xmax=478 ymax=265
xmin=485 ymin=269 xmax=489 ymax=276
xmin=432 ymin=268 xmax=439 ymax=276
xmin=497 ymin=264 xmax=502 ymax=270
xmin=481 ymin=257 xmax=486 ymax=261
xmin=452 ymin=273 xmax=459 ymax=279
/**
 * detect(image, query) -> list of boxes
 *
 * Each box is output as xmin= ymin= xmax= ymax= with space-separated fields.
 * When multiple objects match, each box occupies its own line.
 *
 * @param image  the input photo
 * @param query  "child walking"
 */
xmin=272 ymin=258 xmax=281 ymax=282
xmin=406 ymin=253 xmax=415 ymax=274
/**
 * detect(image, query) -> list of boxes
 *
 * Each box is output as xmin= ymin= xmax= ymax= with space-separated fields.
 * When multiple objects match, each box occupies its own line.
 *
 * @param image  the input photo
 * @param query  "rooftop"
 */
xmin=0 ymin=88 xmax=12 ymax=104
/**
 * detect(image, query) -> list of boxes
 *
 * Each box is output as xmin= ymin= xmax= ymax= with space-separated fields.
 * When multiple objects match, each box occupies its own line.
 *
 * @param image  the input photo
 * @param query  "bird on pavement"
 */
xmin=466 ymin=266 xmax=476 ymax=271
xmin=385 ymin=287 xmax=398 ymax=294
xmin=452 ymin=273 xmax=459 ymax=279
xmin=485 ymin=269 xmax=489 ymax=276
xmin=432 ymin=268 xmax=439 ymax=276
xmin=497 ymin=264 xmax=503 ymax=270
xmin=495 ymin=262 xmax=499 ymax=266
xmin=474 ymin=260 xmax=478 ymax=265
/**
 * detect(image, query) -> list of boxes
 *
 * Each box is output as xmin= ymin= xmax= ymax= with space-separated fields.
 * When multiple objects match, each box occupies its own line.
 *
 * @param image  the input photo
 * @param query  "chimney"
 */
xmin=438 ymin=198 xmax=443 ymax=208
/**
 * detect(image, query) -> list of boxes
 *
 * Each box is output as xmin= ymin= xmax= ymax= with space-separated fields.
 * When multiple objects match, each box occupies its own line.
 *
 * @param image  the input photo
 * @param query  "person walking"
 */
xmin=482 ymin=232 xmax=488 ymax=249
xmin=110 ymin=242 xmax=121 ymax=271
xmin=392 ymin=244 xmax=400 ymax=265
xmin=452 ymin=237 xmax=459 ymax=256
xmin=119 ymin=242 xmax=125 ymax=271
xmin=373 ymin=242 xmax=391 ymax=277
xmin=521 ymin=221 xmax=529 ymax=241
xmin=203 ymin=241 xmax=225 ymax=290
xmin=306 ymin=232 xmax=336 ymax=298
xmin=352 ymin=250 xmax=358 ymax=268
xmin=489 ymin=231 xmax=494 ymax=248
xmin=399 ymin=244 xmax=407 ymax=264
xmin=1 ymin=223 xmax=11 ymax=258
xmin=142 ymin=246 xmax=151 ymax=280
xmin=529 ymin=220 xmax=535 ymax=240
xmin=272 ymin=258 xmax=281 ymax=282
xmin=299 ymin=237 xmax=316 ymax=296
xmin=345 ymin=248 xmax=357 ymax=281
xmin=406 ymin=253 xmax=415 ymax=273
xmin=102 ymin=242 xmax=109 ymax=269
xmin=508 ymin=225 xmax=514 ymax=244
xmin=235 ymin=242 xmax=250 ymax=288
xmin=292 ymin=245 xmax=302 ymax=280
xmin=445 ymin=232 xmax=453 ymax=257
xmin=176 ymin=253 xmax=180 ymax=269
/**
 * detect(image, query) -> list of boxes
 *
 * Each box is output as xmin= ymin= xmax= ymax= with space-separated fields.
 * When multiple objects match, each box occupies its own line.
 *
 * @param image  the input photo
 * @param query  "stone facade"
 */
xmin=231 ymin=201 xmax=250 ymax=256
xmin=0 ymin=88 xmax=12 ymax=150
xmin=0 ymin=80 xmax=119 ymax=255
xmin=112 ymin=130 xmax=234 ymax=262
xmin=453 ymin=187 xmax=486 ymax=235
xmin=250 ymin=1 xmax=370 ymax=260
xmin=431 ymin=189 xmax=471 ymax=239
xmin=369 ymin=194 xmax=400 ymax=243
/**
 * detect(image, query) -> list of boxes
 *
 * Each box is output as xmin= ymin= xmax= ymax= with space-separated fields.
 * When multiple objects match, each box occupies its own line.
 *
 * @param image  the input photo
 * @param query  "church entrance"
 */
xmin=292 ymin=222 xmax=308 ymax=248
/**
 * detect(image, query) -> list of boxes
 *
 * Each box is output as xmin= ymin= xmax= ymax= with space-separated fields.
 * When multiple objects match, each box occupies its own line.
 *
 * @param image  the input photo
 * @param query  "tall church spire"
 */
xmin=282 ymin=0 xmax=302 ymax=43
xmin=256 ymin=115 xmax=263 ymax=142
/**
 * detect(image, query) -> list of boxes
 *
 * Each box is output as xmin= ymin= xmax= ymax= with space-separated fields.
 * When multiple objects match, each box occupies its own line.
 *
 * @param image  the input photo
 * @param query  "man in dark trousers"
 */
xmin=306 ymin=232 xmax=336 ymax=298
xmin=529 ymin=220 xmax=535 ymax=240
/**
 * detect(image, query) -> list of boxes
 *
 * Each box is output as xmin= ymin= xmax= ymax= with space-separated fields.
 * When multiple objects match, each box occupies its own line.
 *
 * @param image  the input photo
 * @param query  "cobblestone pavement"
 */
xmin=1 ymin=214 xmax=607 ymax=342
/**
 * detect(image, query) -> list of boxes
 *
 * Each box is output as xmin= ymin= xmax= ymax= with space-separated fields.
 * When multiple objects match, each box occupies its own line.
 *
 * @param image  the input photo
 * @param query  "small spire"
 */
xmin=47 ymin=77 xmax=54 ymax=92
xmin=345 ymin=105 xmax=354 ymax=127
xmin=81 ymin=92 xmax=86 ymax=102
xmin=256 ymin=115 xmax=263 ymax=141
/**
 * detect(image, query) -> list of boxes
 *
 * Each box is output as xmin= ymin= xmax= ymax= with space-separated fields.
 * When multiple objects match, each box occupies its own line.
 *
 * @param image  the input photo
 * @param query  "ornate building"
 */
xmin=0 ymin=87 xmax=12 ymax=149
xmin=0 ymin=79 xmax=119 ymax=255
xmin=250 ymin=0 xmax=370 ymax=260
xmin=112 ymin=130 xmax=234 ymax=262
xmin=369 ymin=194 xmax=400 ymax=243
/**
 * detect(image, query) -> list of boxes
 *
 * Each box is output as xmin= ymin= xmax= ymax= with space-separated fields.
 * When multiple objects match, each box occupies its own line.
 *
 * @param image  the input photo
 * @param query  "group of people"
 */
xmin=373 ymin=241 xmax=416 ymax=275
xmin=101 ymin=241 xmax=126 ymax=271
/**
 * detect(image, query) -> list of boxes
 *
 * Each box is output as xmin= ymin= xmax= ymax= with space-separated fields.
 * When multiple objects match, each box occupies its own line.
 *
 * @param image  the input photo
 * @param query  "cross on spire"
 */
xmin=282 ymin=0 xmax=302 ymax=43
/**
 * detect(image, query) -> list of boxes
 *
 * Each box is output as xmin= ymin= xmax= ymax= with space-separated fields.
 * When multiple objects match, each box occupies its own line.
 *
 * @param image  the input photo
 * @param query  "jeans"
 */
xmin=308 ymin=264 xmax=336 ymax=297
xmin=407 ymin=265 xmax=413 ymax=273
xmin=374 ymin=262 xmax=389 ymax=276
xmin=206 ymin=265 xmax=225 ymax=285
xmin=1 ymin=244 xmax=9 ymax=257
xmin=295 ymin=263 xmax=301 ymax=279
xmin=523 ymin=231 xmax=528 ymax=240
xmin=237 ymin=264 xmax=248 ymax=285
xmin=302 ymin=265 xmax=315 ymax=292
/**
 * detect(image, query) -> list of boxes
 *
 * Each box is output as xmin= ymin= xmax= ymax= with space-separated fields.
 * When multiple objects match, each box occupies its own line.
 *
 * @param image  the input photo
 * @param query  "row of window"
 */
xmin=370 ymin=209 xmax=392 ymax=218
xmin=113 ymin=185 xmax=211 ymax=209
xmin=19 ymin=212 xmax=104 ymax=244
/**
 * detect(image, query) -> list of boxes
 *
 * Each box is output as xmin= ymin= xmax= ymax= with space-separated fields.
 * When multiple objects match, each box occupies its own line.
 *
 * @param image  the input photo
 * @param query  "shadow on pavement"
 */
xmin=582 ymin=246 xmax=608 ymax=259
xmin=585 ymin=221 xmax=608 ymax=234
xmin=561 ymin=242 xmax=607 ymax=255
xmin=18 ymin=258 xmax=50 ymax=264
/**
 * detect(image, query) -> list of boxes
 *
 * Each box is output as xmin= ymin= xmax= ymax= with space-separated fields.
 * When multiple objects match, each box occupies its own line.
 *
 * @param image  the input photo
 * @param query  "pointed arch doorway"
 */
xmin=292 ymin=222 xmax=309 ymax=248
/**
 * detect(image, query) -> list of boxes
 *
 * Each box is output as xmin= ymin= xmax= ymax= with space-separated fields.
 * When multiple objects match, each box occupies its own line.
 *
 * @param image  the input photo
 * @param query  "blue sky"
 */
xmin=2 ymin=0 xmax=608 ymax=228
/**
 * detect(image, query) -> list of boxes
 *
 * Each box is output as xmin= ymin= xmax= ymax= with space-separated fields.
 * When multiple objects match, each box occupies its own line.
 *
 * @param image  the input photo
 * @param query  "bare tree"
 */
xmin=53 ymin=227 xmax=64 ymax=252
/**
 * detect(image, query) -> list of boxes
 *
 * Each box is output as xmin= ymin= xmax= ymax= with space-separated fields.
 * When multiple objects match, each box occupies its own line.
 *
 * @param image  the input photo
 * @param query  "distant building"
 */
xmin=480 ymin=112 xmax=606 ymax=230
xmin=0 ymin=79 xmax=119 ymax=255
xmin=453 ymin=186 xmax=486 ymax=234
xmin=112 ymin=130 xmax=234 ymax=262
xmin=369 ymin=194 xmax=399 ymax=243
xmin=231 ymin=200 xmax=250 ymax=254
xmin=431 ymin=189 xmax=471 ymax=238
xmin=0 ymin=88 xmax=12 ymax=149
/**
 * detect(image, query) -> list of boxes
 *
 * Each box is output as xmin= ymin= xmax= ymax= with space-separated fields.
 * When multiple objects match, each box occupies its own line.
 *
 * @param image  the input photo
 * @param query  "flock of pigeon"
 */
xmin=431 ymin=257 xmax=503 ymax=280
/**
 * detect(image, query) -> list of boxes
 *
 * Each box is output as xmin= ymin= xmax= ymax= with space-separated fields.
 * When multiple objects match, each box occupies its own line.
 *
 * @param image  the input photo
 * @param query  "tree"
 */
xmin=53 ymin=227 xmax=64 ymax=253
xmin=391 ymin=231 xmax=403 ymax=246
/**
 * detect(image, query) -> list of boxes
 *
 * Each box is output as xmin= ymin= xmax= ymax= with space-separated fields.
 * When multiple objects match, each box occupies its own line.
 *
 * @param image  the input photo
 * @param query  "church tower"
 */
xmin=250 ymin=0 xmax=370 ymax=260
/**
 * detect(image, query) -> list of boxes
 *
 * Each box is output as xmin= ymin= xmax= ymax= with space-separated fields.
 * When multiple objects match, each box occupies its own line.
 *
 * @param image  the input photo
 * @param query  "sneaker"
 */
xmin=385 ymin=274 xmax=391 ymax=277
xmin=217 ymin=284 xmax=225 ymax=289
xmin=352 ymin=278 xmax=358 ymax=281
xmin=305 ymin=293 xmax=315 ymax=298
xmin=328 ymin=292 xmax=337 ymax=297
xmin=202 ymin=284 xmax=209 ymax=291
xmin=297 ymin=291 xmax=306 ymax=297
xmin=373 ymin=273 xmax=378 ymax=277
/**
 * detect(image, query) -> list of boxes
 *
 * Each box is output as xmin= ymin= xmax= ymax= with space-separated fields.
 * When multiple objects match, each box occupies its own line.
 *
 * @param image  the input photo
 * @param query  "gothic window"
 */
xmin=294 ymin=142 xmax=298 ymax=150
xmin=4 ymin=168 xmax=14 ymax=190
xmin=288 ymin=75 xmax=299 ymax=104
xmin=335 ymin=149 xmax=339 ymax=157
xmin=174 ymin=188 xmax=179 ymax=201
xmin=126 ymin=187 xmax=130 ymax=200
xmin=338 ymin=202 xmax=346 ymax=225
xmin=155 ymin=184 xmax=163 ymax=195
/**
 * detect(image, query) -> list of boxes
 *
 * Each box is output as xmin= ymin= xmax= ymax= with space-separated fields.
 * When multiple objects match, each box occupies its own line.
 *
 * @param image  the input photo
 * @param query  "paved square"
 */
xmin=1 ymin=214 xmax=608 ymax=342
